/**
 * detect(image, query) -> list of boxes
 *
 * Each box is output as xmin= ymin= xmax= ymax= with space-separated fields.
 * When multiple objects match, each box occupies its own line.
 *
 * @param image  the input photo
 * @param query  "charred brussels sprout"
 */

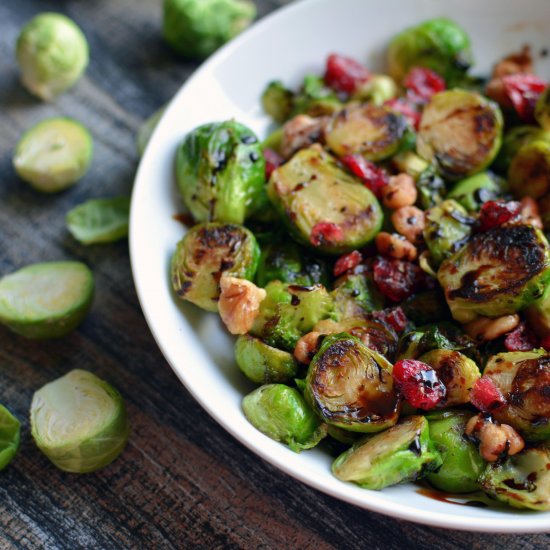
xmin=267 ymin=145 xmax=383 ymax=254
xmin=261 ymin=81 xmax=293 ymax=123
xmin=176 ymin=121 xmax=265 ymax=224
xmin=423 ymin=200 xmax=473 ymax=267
xmin=325 ymin=104 xmax=408 ymax=161
xmin=235 ymin=335 xmax=298 ymax=384
xmin=535 ymin=86 xmax=550 ymax=130
xmin=419 ymin=349 xmax=481 ymax=407
xmin=242 ymin=384 xmax=327 ymax=452
xmin=332 ymin=416 xmax=441 ymax=489
xmin=425 ymin=410 xmax=485 ymax=493
xmin=171 ymin=222 xmax=260 ymax=312
xmin=387 ymin=18 xmax=472 ymax=84
xmin=484 ymin=351 xmax=550 ymax=441
xmin=306 ymin=333 xmax=400 ymax=432
xmin=479 ymin=446 xmax=550 ymax=511
xmin=438 ymin=225 xmax=550 ymax=323
xmin=447 ymin=172 xmax=505 ymax=212
xmin=418 ymin=90 xmax=503 ymax=181
xmin=508 ymin=140 xmax=550 ymax=200
xmin=251 ymin=281 xmax=335 ymax=351
xmin=331 ymin=270 xmax=385 ymax=319
xmin=416 ymin=165 xmax=447 ymax=209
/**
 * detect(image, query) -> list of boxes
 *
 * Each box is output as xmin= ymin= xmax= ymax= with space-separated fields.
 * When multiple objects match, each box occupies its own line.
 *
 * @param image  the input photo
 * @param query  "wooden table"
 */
xmin=0 ymin=1 xmax=548 ymax=547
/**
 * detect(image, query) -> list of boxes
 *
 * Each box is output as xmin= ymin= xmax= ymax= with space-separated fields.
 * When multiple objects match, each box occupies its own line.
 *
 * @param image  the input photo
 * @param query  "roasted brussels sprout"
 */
xmin=423 ymin=199 xmax=473 ymax=267
xmin=293 ymin=75 xmax=342 ymax=117
xmin=235 ymin=335 xmax=298 ymax=384
xmin=425 ymin=410 xmax=485 ymax=493
xmin=176 ymin=121 xmax=265 ymax=224
xmin=352 ymin=74 xmax=398 ymax=105
xmin=251 ymin=281 xmax=335 ymax=351
xmin=137 ymin=105 xmax=166 ymax=157
xmin=447 ymin=172 xmax=505 ymax=212
xmin=415 ymin=165 xmax=447 ymax=210
xmin=387 ymin=18 xmax=472 ymax=84
xmin=479 ymin=445 xmax=550 ymax=510
xmin=242 ymin=384 xmax=327 ymax=452
xmin=325 ymin=104 xmax=408 ymax=161
xmin=332 ymin=415 xmax=441 ymax=489
xmin=305 ymin=333 xmax=400 ymax=432
xmin=391 ymin=151 xmax=429 ymax=181
xmin=418 ymin=349 xmax=481 ymax=407
xmin=438 ymin=225 xmax=550 ymax=323
xmin=508 ymin=140 xmax=550 ymax=199
xmin=535 ymin=86 xmax=550 ymax=130
xmin=13 ymin=117 xmax=93 ymax=193
xmin=0 ymin=405 xmax=20 ymax=471
xmin=171 ymin=222 xmax=260 ymax=312
xmin=0 ymin=261 xmax=94 ymax=339
xmin=483 ymin=351 xmax=550 ymax=441
xmin=262 ymin=81 xmax=294 ymax=123
xmin=255 ymin=242 xmax=330 ymax=288
xmin=331 ymin=270 xmax=385 ymax=319
xmin=401 ymin=290 xmax=451 ymax=325
xmin=16 ymin=13 xmax=89 ymax=100
xmin=418 ymin=90 xmax=503 ymax=180
xmin=267 ymin=145 xmax=383 ymax=254
xmin=163 ymin=0 xmax=255 ymax=58
xmin=397 ymin=324 xmax=472 ymax=361
xmin=31 ymin=369 xmax=129 ymax=473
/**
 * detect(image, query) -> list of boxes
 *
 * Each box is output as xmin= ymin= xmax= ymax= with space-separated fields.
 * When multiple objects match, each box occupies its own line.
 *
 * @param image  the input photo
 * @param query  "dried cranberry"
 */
xmin=372 ymin=307 xmax=408 ymax=333
xmin=470 ymin=376 xmax=506 ymax=413
xmin=478 ymin=200 xmax=522 ymax=231
xmin=501 ymin=74 xmax=547 ymax=122
xmin=264 ymin=149 xmax=283 ymax=180
xmin=310 ymin=222 xmax=345 ymax=247
xmin=372 ymin=256 xmax=423 ymax=302
xmin=384 ymin=98 xmax=421 ymax=130
xmin=324 ymin=53 xmax=370 ymax=94
xmin=541 ymin=335 xmax=550 ymax=351
xmin=504 ymin=322 xmax=538 ymax=352
xmin=392 ymin=359 xmax=446 ymax=410
xmin=404 ymin=67 xmax=446 ymax=103
xmin=333 ymin=250 xmax=363 ymax=277
xmin=341 ymin=155 xmax=389 ymax=198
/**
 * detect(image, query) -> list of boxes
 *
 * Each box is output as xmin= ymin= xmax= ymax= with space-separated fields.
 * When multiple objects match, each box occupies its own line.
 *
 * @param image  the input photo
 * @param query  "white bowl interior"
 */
xmin=130 ymin=0 xmax=550 ymax=532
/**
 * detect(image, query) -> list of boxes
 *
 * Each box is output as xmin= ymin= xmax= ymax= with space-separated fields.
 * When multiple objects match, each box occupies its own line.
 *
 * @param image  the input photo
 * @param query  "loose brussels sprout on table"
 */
xmin=0 ymin=405 xmax=20 ymax=471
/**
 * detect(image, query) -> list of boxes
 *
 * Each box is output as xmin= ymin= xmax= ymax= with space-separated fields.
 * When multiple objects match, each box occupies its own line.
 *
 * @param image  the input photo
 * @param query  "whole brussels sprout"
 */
xmin=331 ymin=270 xmax=385 ymax=320
xmin=261 ymin=81 xmax=294 ymax=123
xmin=325 ymin=104 xmax=408 ymax=161
xmin=438 ymin=225 xmax=550 ymax=323
xmin=483 ymin=351 xmax=550 ymax=441
xmin=250 ymin=281 xmax=335 ymax=351
xmin=163 ymin=0 xmax=256 ymax=58
xmin=425 ymin=410 xmax=485 ymax=493
xmin=423 ymin=199 xmax=474 ymax=267
xmin=176 ymin=121 xmax=265 ymax=225
xmin=242 ymin=384 xmax=327 ymax=452
xmin=0 ymin=405 xmax=20 ymax=471
xmin=508 ymin=140 xmax=550 ymax=199
xmin=447 ymin=172 xmax=506 ymax=212
xmin=171 ymin=222 xmax=260 ymax=312
xmin=387 ymin=18 xmax=472 ymax=85
xmin=16 ymin=13 xmax=89 ymax=101
xmin=418 ymin=90 xmax=503 ymax=181
xmin=267 ymin=145 xmax=383 ymax=254
xmin=332 ymin=415 xmax=442 ymax=489
xmin=479 ymin=445 xmax=550 ymax=511
xmin=535 ymin=86 xmax=550 ymax=130
xmin=305 ymin=333 xmax=400 ymax=433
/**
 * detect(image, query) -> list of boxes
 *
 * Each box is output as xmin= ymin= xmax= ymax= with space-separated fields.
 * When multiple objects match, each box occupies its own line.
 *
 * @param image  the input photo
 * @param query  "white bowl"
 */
xmin=130 ymin=0 xmax=550 ymax=532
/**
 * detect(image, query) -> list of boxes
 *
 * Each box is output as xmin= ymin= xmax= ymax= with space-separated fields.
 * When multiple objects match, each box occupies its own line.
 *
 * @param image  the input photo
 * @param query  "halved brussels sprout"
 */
xmin=176 ymin=121 xmax=265 ymax=224
xmin=418 ymin=349 xmax=481 ymax=407
xmin=401 ymin=290 xmax=451 ymax=325
xmin=235 ymin=335 xmax=298 ymax=384
xmin=417 ymin=90 xmax=503 ymax=180
xmin=0 ymin=405 xmax=20 ymax=471
xmin=242 ymin=384 xmax=327 ymax=452
xmin=425 ymin=410 xmax=485 ymax=493
xmin=447 ymin=172 xmax=506 ymax=212
xmin=0 ymin=261 xmax=94 ymax=339
xmin=484 ymin=351 xmax=550 ymax=441
xmin=438 ymin=225 xmax=550 ymax=323
xmin=332 ymin=415 xmax=441 ymax=489
xmin=423 ymin=199 xmax=473 ymax=267
xmin=251 ymin=281 xmax=335 ymax=351
xmin=535 ymin=86 xmax=550 ymax=130
xmin=171 ymin=222 xmax=260 ymax=312
xmin=267 ymin=145 xmax=383 ymax=254
xmin=292 ymin=75 xmax=342 ymax=117
xmin=508 ymin=140 xmax=550 ymax=200
xmin=31 ymin=369 xmax=129 ymax=473
xmin=387 ymin=18 xmax=472 ymax=84
xmin=261 ymin=81 xmax=294 ymax=123
xmin=325 ymin=104 xmax=408 ymax=161
xmin=479 ymin=445 xmax=550 ymax=511
xmin=305 ymin=333 xmax=400 ymax=432
xmin=331 ymin=270 xmax=385 ymax=320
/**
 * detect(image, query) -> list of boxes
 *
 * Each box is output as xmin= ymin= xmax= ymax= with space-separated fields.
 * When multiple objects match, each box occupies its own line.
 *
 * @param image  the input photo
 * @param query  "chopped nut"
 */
xmin=492 ymin=45 xmax=533 ymax=78
xmin=375 ymin=231 xmax=417 ymax=261
xmin=464 ymin=314 xmax=520 ymax=342
xmin=294 ymin=331 xmax=322 ymax=364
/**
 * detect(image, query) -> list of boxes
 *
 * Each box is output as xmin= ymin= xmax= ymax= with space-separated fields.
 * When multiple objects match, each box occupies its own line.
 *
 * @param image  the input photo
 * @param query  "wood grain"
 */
xmin=0 ymin=1 xmax=549 ymax=548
